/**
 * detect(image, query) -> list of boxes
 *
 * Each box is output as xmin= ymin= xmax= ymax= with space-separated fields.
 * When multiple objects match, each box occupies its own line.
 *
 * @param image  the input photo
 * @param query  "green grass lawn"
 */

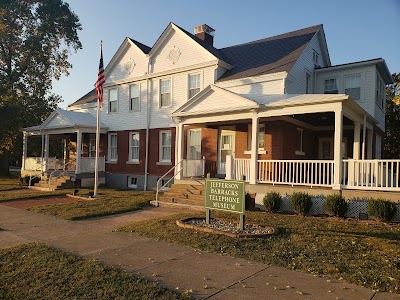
xmin=28 ymin=190 xmax=155 ymax=220
xmin=118 ymin=210 xmax=400 ymax=293
xmin=0 ymin=176 xmax=23 ymax=191
xmin=0 ymin=243 xmax=192 ymax=300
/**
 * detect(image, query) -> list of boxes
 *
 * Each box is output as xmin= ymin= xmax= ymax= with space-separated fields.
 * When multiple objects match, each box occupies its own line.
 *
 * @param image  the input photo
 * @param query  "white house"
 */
xmin=21 ymin=23 xmax=396 ymax=198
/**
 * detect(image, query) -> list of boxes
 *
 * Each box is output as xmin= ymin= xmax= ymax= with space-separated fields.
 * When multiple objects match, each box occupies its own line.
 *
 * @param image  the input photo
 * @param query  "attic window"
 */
xmin=313 ymin=50 xmax=319 ymax=65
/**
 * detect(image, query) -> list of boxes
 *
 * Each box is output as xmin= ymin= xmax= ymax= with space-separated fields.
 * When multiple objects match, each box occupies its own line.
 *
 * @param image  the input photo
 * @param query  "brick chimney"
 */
xmin=194 ymin=24 xmax=215 ymax=46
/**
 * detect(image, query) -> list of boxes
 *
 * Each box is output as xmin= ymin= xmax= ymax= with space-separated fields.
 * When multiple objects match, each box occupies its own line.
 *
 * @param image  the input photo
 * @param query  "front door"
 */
xmin=218 ymin=129 xmax=235 ymax=174
xmin=318 ymin=137 xmax=347 ymax=159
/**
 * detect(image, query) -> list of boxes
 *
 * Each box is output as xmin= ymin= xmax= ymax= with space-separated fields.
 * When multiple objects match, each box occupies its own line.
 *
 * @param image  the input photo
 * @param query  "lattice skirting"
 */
xmin=255 ymin=194 xmax=400 ymax=222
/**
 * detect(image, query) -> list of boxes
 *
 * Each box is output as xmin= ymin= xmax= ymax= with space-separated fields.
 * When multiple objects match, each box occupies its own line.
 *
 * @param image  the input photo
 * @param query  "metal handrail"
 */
xmin=48 ymin=159 xmax=76 ymax=189
xmin=28 ymin=160 xmax=46 ymax=188
xmin=155 ymin=160 xmax=184 ymax=206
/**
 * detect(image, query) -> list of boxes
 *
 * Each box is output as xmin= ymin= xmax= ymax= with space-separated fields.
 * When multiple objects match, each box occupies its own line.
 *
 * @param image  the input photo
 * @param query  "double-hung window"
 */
xmin=89 ymin=139 xmax=96 ymax=158
xmin=375 ymin=75 xmax=385 ymax=109
xmin=108 ymin=133 xmax=118 ymax=161
xmin=344 ymin=74 xmax=361 ymax=100
xmin=129 ymin=132 xmax=140 ymax=162
xmin=188 ymin=74 xmax=200 ymax=99
xmin=247 ymin=124 xmax=265 ymax=151
xmin=159 ymin=130 xmax=172 ymax=162
xmin=129 ymin=84 xmax=140 ymax=111
xmin=188 ymin=129 xmax=201 ymax=159
xmin=160 ymin=79 xmax=171 ymax=107
xmin=109 ymin=88 xmax=118 ymax=113
xmin=324 ymin=78 xmax=338 ymax=94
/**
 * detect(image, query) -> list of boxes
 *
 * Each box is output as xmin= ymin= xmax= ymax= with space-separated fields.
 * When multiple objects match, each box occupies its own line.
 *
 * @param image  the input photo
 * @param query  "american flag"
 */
xmin=96 ymin=43 xmax=105 ymax=107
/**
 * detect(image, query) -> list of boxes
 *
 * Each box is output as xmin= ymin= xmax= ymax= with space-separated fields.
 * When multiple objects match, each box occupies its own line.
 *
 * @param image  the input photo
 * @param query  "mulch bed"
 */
xmin=0 ymin=196 xmax=79 ymax=209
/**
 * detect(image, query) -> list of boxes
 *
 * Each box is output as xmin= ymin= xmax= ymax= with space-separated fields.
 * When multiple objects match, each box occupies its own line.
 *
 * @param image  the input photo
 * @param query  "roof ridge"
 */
xmin=220 ymin=24 xmax=322 ymax=50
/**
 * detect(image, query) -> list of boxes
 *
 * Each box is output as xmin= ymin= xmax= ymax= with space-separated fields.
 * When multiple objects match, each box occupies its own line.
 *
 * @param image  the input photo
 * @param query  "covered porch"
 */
xmin=21 ymin=110 xmax=108 ymax=180
xmin=172 ymin=85 xmax=399 ymax=192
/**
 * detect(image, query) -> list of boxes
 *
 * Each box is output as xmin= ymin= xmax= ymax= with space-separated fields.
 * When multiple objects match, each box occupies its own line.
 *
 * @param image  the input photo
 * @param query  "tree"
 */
xmin=0 ymin=0 xmax=81 ymax=174
xmin=383 ymin=73 xmax=400 ymax=159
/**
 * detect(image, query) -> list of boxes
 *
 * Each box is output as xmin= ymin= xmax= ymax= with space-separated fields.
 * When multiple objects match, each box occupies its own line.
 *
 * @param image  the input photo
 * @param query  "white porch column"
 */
xmin=353 ymin=121 xmax=361 ymax=160
xmin=76 ymin=130 xmax=82 ymax=174
xmin=225 ymin=155 xmax=233 ymax=180
xmin=367 ymin=128 xmax=373 ymax=159
xmin=44 ymin=134 xmax=49 ymax=172
xmin=333 ymin=108 xmax=343 ymax=189
xmin=22 ymin=131 xmax=28 ymax=171
xmin=249 ymin=112 xmax=259 ymax=184
xmin=175 ymin=123 xmax=184 ymax=180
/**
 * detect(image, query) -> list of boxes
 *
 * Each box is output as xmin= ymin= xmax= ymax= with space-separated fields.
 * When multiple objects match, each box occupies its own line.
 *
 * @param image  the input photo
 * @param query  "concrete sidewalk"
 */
xmin=0 ymin=205 xmax=398 ymax=300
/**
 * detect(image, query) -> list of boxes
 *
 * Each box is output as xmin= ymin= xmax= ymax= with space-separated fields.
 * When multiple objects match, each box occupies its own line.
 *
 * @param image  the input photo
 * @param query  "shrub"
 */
xmin=290 ymin=192 xmax=312 ymax=216
xmin=245 ymin=193 xmax=255 ymax=210
xmin=263 ymin=192 xmax=282 ymax=212
xmin=19 ymin=175 xmax=40 ymax=186
xmin=324 ymin=194 xmax=348 ymax=217
xmin=368 ymin=198 xmax=397 ymax=222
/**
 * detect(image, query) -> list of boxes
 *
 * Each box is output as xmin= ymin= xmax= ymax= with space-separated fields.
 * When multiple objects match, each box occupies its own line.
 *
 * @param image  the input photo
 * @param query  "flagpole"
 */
xmin=94 ymin=41 xmax=102 ymax=197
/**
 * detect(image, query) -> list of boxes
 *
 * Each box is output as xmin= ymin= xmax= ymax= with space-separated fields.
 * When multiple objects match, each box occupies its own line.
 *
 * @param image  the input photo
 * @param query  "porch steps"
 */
xmin=157 ymin=183 xmax=205 ymax=208
xmin=31 ymin=176 xmax=74 ymax=191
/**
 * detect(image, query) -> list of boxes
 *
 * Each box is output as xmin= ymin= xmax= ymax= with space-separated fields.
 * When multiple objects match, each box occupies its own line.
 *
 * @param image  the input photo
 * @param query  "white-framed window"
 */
xmin=324 ymin=78 xmax=338 ymax=94
xmin=108 ymin=133 xmax=118 ymax=161
xmin=129 ymin=84 xmax=140 ymax=111
xmin=109 ymin=88 xmax=118 ymax=113
xmin=159 ymin=130 xmax=172 ymax=162
xmin=89 ymin=139 xmax=96 ymax=158
xmin=129 ymin=132 xmax=140 ymax=162
xmin=247 ymin=124 xmax=265 ymax=150
xmin=188 ymin=74 xmax=201 ymax=99
xmin=295 ymin=128 xmax=305 ymax=155
xmin=306 ymin=72 xmax=311 ymax=94
xmin=188 ymin=129 xmax=201 ymax=159
xmin=344 ymin=74 xmax=361 ymax=100
xmin=313 ymin=50 xmax=319 ymax=65
xmin=127 ymin=176 xmax=138 ymax=189
xmin=375 ymin=74 xmax=385 ymax=109
xmin=160 ymin=78 xmax=172 ymax=107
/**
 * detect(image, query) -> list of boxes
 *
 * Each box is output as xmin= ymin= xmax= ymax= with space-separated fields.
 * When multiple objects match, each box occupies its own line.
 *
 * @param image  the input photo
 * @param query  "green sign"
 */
xmin=205 ymin=179 xmax=245 ymax=214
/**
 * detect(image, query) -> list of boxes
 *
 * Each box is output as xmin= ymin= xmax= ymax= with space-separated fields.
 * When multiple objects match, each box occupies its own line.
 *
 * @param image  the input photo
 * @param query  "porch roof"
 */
xmin=23 ymin=109 xmax=108 ymax=134
xmin=172 ymin=85 xmax=375 ymax=124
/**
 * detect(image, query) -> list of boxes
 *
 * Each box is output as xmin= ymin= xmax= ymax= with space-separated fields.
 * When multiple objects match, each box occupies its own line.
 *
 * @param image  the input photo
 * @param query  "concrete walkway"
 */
xmin=0 ymin=205 xmax=398 ymax=300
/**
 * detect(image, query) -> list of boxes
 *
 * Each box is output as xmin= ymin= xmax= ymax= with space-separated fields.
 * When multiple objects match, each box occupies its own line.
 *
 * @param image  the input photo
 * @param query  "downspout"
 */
xmin=143 ymin=58 xmax=151 ymax=191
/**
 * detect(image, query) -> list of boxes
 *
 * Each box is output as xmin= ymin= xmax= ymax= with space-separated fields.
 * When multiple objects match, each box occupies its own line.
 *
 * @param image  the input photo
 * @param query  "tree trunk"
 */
xmin=0 ymin=153 xmax=10 ymax=175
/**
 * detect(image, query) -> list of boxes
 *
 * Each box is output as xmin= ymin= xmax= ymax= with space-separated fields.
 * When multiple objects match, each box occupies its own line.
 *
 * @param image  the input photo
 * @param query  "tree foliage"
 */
xmin=0 ymin=0 xmax=81 ymax=174
xmin=384 ymin=73 xmax=400 ymax=159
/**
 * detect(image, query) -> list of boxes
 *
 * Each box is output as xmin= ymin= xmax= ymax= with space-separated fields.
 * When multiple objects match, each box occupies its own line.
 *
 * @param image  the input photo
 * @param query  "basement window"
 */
xmin=127 ymin=176 xmax=138 ymax=189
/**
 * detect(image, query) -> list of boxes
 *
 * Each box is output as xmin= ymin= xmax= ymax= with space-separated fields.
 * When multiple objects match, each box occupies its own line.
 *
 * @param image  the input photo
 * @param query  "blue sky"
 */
xmin=53 ymin=0 xmax=400 ymax=108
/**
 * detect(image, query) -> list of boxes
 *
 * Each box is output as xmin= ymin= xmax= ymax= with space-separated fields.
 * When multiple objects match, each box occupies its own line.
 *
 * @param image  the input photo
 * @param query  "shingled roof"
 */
xmin=217 ymin=24 xmax=322 ymax=81
xmin=68 ymin=89 xmax=96 ymax=107
xmin=69 ymin=24 xmax=322 ymax=107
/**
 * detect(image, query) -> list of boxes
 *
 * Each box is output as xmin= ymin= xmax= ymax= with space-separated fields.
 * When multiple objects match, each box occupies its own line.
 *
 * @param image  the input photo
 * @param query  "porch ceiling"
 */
xmin=292 ymin=112 xmax=353 ymax=127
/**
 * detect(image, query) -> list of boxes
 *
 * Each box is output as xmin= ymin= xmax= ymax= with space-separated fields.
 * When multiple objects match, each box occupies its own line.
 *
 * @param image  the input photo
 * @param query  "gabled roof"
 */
xmin=23 ymin=109 xmax=107 ymax=132
xmin=68 ymin=89 xmax=96 ymax=107
xmin=69 ymin=24 xmax=323 ymax=108
xmin=127 ymin=38 xmax=151 ymax=54
xmin=217 ymin=25 xmax=322 ymax=81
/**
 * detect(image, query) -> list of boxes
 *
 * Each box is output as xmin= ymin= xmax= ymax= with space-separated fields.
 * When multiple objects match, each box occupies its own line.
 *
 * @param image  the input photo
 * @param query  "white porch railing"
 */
xmin=81 ymin=157 xmax=105 ymax=173
xmin=343 ymin=159 xmax=400 ymax=191
xmin=258 ymin=160 xmax=335 ymax=187
xmin=234 ymin=158 xmax=251 ymax=182
xmin=24 ymin=157 xmax=65 ymax=171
